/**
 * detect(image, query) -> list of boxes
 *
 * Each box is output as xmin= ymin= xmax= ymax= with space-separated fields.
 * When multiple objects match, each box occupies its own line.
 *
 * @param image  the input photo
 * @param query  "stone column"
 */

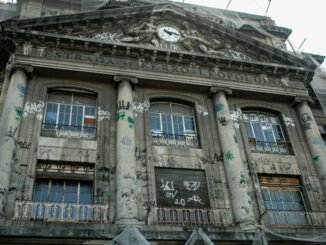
xmin=114 ymin=75 xmax=139 ymax=224
xmin=0 ymin=67 xmax=30 ymax=219
xmin=295 ymin=97 xmax=326 ymax=189
xmin=211 ymin=87 xmax=257 ymax=227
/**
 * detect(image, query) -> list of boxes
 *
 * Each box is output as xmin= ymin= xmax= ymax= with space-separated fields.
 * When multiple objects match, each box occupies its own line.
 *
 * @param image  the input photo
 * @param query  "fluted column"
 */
xmin=295 ymin=97 xmax=326 ymax=190
xmin=0 ymin=67 xmax=31 ymax=219
xmin=114 ymin=75 xmax=139 ymax=224
xmin=211 ymin=87 xmax=257 ymax=227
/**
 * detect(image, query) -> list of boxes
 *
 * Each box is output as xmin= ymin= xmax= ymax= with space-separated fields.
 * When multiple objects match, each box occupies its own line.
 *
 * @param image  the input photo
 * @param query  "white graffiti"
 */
xmin=174 ymin=198 xmax=186 ymax=206
xmin=92 ymin=32 xmax=122 ymax=41
xmin=98 ymin=107 xmax=111 ymax=121
xmin=166 ymin=190 xmax=178 ymax=199
xmin=188 ymin=195 xmax=204 ymax=204
xmin=23 ymin=100 xmax=45 ymax=120
xmin=184 ymin=181 xmax=200 ymax=191
xmin=230 ymin=108 xmax=242 ymax=128
xmin=133 ymin=101 xmax=150 ymax=113
xmin=283 ymin=114 xmax=295 ymax=127
xmin=160 ymin=179 xmax=175 ymax=191
xmin=196 ymin=105 xmax=208 ymax=116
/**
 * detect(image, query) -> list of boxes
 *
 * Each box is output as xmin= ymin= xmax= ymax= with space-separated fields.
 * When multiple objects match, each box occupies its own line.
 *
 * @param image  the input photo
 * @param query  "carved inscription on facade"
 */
xmin=19 ymin=47 xmax=286 ymax=88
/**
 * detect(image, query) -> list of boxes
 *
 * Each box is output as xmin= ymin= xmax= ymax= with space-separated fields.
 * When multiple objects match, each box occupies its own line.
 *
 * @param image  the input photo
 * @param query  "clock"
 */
xmin=157 ymin=26 xmax=181 ymax=43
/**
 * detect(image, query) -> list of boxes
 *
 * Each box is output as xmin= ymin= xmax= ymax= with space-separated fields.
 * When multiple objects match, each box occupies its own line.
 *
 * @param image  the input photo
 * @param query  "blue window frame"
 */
xmin=33 ymin=179 xmax=93 ymax=204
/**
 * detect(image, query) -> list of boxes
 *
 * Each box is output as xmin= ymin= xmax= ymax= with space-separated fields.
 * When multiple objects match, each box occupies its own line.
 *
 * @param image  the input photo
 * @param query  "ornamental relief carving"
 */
xmin=69 ymin=16 xmax=252 ymax=61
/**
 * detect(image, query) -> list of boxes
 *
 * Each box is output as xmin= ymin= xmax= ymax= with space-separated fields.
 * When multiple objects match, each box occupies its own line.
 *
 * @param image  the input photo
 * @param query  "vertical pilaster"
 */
xmin=114 ymin=75 xmax=139 ymax=224
xmin=295 ymin=97 xmax=326 ymax=190
xmin=0 ymin=67 xmax=30 ymax=219
xmin=211 ymin=87 xmax=257 ymax=227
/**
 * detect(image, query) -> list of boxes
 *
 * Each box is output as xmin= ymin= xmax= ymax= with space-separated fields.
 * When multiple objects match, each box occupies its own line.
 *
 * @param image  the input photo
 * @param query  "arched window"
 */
xmin=41 ymin=89 xmax=97 ymax=140
xmin=150 ymin=102 xmax=198 ymax=147
xmin=242 ymin=111 xmax=291 ymax=154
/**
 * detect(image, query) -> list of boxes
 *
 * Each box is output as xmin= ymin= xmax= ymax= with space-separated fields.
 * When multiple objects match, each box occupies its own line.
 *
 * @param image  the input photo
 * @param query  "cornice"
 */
xmin=4 ymin=29 xmax=315 ymax=84
xmin=1 ymin=3 xmax=315 ymax=70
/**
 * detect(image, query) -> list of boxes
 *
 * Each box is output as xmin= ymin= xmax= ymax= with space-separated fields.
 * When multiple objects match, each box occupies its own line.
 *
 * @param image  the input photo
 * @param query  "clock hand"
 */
xmin=164 ymin=29 xmax=180 ymax=36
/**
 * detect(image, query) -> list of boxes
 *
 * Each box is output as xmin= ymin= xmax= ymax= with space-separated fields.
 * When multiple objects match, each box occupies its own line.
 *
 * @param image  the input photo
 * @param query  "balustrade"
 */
xmin=263 ymin=210 xmax=326 ymax=228
xmin=14 ymin=201 xmax=108 ymax=223
xmin=149 ymin=207 xmax=233 ymax=226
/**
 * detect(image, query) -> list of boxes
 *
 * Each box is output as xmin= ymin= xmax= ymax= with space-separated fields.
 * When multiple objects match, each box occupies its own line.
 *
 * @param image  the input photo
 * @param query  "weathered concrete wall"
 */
xmin=1 ymin=68 xmax=325 ymax=241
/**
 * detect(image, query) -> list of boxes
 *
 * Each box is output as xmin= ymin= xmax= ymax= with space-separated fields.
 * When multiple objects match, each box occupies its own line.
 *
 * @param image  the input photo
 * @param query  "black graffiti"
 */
xmin=200 ymin=153 xmax=223 ymax=165
xmin=117 ymin=100 xmax=130 ymax=110
xmin=135 ymin=147 xmax=146 ymax=167
xmin=17 ymin=141 xmax=31 ymax=149
xmin=218 ymin=117 xmax=228 ymax=126
xmin=97 ymin=166 xmax=115 ymax=181
xmin=4 ymin=127 xmax=18 ymax=143
xmin=79 ymin=150 xmax=90 ymax=162
xmin=40 ymin=149 xmax=53 ymax=159
xmin=167 ymin=157 xmax=176 ymax=167
xmin=300 ymin=113 xmax=312 ymax=130
xmin=0 ymin=188 xmax=7 ymax=196
xmin=143 ymin=201 xmax=156 ymax=210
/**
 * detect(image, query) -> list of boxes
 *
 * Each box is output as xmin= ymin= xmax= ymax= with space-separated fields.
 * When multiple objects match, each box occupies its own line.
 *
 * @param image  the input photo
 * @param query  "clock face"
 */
xmin=157 ymin=26 xmax=181 ymax=43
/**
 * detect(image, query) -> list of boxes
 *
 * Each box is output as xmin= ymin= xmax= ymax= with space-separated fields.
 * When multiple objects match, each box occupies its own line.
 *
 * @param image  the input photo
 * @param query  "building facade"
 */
xmin=0 ymin=1 xmax=326 ymax=244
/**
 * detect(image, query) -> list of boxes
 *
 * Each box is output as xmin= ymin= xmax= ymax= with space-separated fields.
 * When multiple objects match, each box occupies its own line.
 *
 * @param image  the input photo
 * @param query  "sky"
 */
xmin=173 ymin=0 xmax=326 ymax=58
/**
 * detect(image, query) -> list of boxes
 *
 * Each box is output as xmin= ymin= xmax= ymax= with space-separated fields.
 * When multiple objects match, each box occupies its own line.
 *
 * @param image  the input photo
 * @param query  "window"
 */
xmin=259 ymin=176 xmax=307 ymax=225
xmin=33 ymin=179 xmax=93 ymax=204
xmin=42 ymin=90 xmax=96 ymax=139
xmin=243 ymin=111 xmax=291 ymax=154
xmin=155 ymin=168 xmax=209 ymax=208
xmin=150 ymin=102 xmax=198 ymax=147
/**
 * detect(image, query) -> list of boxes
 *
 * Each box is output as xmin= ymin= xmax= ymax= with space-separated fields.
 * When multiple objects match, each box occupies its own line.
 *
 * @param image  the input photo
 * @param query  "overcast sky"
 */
xmin=173 ymin=0 xmax=325 ymax=59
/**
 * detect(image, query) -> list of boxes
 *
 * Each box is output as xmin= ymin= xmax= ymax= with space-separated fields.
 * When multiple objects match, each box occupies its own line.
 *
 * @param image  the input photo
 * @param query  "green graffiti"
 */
xmin=128 ymin=116 xmax=135 ymax=128
xmin=116 ymin=111 xmax=125 ymax=121
xmin=247 ymin=191 xmax=252 ymax=204
xmin=15 ymin=107 xmax=23 ymax=120
xmin=233 ymin=134 xmax=238 ymax=144
xmin=313 ymin=155 xmax=320 ymax=161
xmin=225 ymin=151 xmax=234 ymax=161
xmin=240 ymin=171 xmax=246 ymax=184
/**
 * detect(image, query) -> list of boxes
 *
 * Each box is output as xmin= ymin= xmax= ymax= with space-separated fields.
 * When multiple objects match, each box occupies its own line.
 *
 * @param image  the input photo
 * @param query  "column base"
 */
xmin=237 ymin=219 xmax=258 ymax=231
xmin=116 ymin=218 xmax=145 ymax=227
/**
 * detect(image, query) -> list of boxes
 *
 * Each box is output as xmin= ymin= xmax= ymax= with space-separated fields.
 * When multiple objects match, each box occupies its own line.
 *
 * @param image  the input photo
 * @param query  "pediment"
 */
xmin=2 ymin=3 xmax=315 ymax=69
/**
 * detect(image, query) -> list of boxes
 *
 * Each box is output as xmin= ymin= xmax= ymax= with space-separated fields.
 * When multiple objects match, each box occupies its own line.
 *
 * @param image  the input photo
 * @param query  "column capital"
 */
xmin=11 ymin=64 xmax=33 ymax=73
xmin=114 ymin=75 xmax=138 ymax=84
xmin=7 ymin=64 xmax=33 ymax=79
xmin=292 ymin=96 xmax=314 ymax=107
xmin=210 ymin=86 xmax=232 ymax=95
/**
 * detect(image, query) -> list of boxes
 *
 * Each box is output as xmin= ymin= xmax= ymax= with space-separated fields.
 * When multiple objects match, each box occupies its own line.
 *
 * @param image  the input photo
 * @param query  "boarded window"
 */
xmin=155 ymin=168 xmax=209 ymax=208
xmin=259 ymin=176 xmax=305 ymax=211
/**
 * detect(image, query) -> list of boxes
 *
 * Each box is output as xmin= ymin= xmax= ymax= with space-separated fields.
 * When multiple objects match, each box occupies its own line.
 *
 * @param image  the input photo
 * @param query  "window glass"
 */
xmin=150 ymin=102 xmax=198 ymax=147
xmin=33 ymin=179 xmax=93 ymax=204
xmin=33 ymin=179 xmax=49 ymax=202
xmin=243 ymin=111 xmax=289 ymax=153
xmin=49 ymin=180 xmax=64 ymax=203
xmin=259 ymin=176 xmax=305 ymax=212
xmin=42 ymin=91 xmax=97 ymax=139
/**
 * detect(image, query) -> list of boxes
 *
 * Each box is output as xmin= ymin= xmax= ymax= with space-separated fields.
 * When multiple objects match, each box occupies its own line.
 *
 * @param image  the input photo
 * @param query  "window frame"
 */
xmin=150 ymin=102 xmax=197 ymax=135
xmin=242 ymin=110 xmax=291 ymax=154
xmin=33 ymin=178 xmax=93 ymax=204
xmin=259 ymin=175 xmax=307 ymax=212
xmin=149 ymin=101 xmax=199 ymax=147
xmin=42 ymin=90 xmax=97 ymax=139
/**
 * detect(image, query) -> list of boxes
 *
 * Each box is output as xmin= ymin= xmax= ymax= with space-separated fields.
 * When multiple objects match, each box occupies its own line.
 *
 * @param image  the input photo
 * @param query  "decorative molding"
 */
xmin=292 ymin=96 xmax=314 ymax=107
xmin=210 ymin=86 xmax=232 ymax=95
xmin=114 ymin=75 xmax=138 ymax=84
